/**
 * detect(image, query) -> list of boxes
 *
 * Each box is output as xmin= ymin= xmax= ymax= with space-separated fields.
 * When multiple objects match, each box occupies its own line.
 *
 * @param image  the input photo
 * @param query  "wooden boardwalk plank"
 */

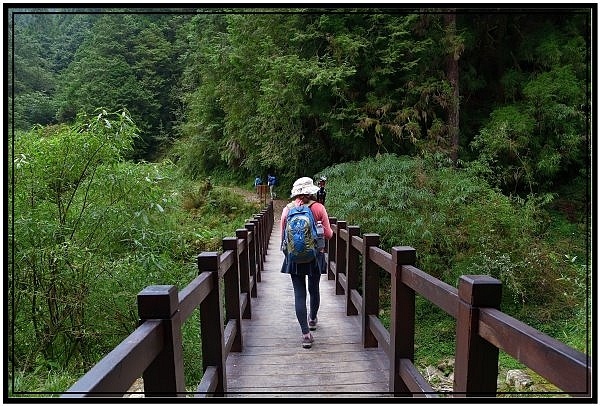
xmin=225 ymin=215 xmax=390 ymax=397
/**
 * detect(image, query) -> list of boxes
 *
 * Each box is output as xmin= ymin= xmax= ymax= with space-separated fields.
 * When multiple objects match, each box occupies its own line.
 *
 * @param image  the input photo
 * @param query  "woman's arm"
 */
xmin=280 ymin=206 xmax=290 ymax=235
xmin=311 ymin=203 xmax=333 ymax=239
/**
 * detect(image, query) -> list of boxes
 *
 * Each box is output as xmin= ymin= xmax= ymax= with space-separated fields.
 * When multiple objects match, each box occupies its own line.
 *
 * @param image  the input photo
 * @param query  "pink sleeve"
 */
xmin=280 ymin=206 xmax=290 ymax=235
xmin=311 ymin=203 xmax=333 ymax=240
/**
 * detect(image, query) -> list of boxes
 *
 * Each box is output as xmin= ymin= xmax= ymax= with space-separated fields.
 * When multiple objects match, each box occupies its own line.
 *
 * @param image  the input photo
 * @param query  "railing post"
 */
xmin=390 ymin=247 xmax=417 ymax=395
xmin=197 ymin=252 xmax=226 ymax=395
xmin=137 ymin=285 xmax=185 ymax=397
xmin=236 ymin=228 xmax=252 ymax=318
xmin=454 ymin=275 xmax=502 ymax=396
xmin=362 ymin=233 xmax=380 ymax=348
xmin=222 ymin=237 xmax=243 ymax=352
xmin=263 ymin=208 xmax=269 ymax=252
xmin=346 ymin=225 xmax=361 ymax=316
xmin=245 ymin=222 xmax=258 ymax=297
xmin=258 ymin=209 xmax=269 ymax=260
xmin=258 ymin=184 xmax=269 ymax=204
xmin=251 ymin=218 xmax=262 ymax=282
xmin=267 ymin=200 xmax=274 ymax=235
xmin=327 ymin=218 xmax=337 ymax=280
xmin=335 ymin=220 xmax=347 ymax=295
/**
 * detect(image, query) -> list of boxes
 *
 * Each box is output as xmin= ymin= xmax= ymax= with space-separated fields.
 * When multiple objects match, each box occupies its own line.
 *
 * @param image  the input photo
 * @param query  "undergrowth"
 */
xmin=10 ymin=119 xmax=261 ymax=396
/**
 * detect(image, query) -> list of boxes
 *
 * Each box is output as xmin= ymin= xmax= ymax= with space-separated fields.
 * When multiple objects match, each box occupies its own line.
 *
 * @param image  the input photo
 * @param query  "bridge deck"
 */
xmin=225 ymin=214 xmax=390 ymax=397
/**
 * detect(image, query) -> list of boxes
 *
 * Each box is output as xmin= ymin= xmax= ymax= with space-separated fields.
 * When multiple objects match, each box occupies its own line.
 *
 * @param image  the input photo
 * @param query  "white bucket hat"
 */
xmin=290 ymin=177 xmax=320 ymax=198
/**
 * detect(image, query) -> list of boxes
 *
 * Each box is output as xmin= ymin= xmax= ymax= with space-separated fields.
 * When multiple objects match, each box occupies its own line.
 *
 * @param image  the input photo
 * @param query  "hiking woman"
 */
xmin=280 ymin=177 xmax=333 ymax=348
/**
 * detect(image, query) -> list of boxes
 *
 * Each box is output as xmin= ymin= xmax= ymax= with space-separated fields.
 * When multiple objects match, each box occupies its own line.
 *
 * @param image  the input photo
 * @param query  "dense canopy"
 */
xmin=9 ymin=7 xmax=591 ymax=194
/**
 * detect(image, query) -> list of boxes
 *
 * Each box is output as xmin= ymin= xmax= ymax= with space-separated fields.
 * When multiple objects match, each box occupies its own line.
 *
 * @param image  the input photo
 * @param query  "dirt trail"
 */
xmin=230 ymin=186 xmax=287 ymax=219
xmin=272 ymin=199 xmax=287 ymax=218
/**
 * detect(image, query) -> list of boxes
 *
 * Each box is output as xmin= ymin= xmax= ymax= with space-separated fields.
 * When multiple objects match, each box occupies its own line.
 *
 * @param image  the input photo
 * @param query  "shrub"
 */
xmin=10 ymin=113 xmax=261 ymax=394
xmin=321 ymin=153 xmax=587 ymax=327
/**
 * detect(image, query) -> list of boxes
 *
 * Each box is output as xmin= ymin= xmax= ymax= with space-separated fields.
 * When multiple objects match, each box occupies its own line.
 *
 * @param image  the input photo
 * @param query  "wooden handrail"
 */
xmin=61 ymin=320 xmax=163 ymax=396
xmin=178 ymin=272 xmax=214 ymax=321
xmin=327 ymin=220 xmax=592 ymax=397
xmin=63 ymin=201 xmax=591 ymax=398
xmin=479 ymin=308 xmax=590 ymax=394
xmin=63 ymin=201 xmax=274 ymax=397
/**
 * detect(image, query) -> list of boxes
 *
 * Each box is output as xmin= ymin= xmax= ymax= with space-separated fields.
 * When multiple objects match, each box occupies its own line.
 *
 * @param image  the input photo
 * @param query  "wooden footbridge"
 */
xmin=224 ymin=222 xmax=389 ymax=396
xmin=63 ymin=202 xmax=592 ymax=398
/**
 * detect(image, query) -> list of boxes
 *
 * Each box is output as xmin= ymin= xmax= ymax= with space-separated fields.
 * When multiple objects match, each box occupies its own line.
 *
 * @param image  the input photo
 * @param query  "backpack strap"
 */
xmin=282 ymin=202 xmax=295 ymax=243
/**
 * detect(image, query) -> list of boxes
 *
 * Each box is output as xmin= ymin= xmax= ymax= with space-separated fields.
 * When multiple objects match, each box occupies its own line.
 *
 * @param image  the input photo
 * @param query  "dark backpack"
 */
xmin=316 ymin=187 xmax=326 ymax=205
xmin=283 ymin=202 xmax=318 ymax=264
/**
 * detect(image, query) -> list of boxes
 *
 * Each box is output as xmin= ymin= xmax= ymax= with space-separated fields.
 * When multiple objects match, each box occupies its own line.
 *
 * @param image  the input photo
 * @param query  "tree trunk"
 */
xmin=444 ymin=11 xmax=460 ymax=162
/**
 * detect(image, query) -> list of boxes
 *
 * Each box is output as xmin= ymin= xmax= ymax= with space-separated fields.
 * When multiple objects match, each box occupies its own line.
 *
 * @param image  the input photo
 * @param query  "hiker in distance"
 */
xmin=254 ymin=175 xmax=262 ymax=194
xmin=267 ymin=173 xmax=277 ymax=199
xmin=316 ymin=176 xmax=327 ymax=205
xmin=280 ymin=177 xmax=333 ymax=349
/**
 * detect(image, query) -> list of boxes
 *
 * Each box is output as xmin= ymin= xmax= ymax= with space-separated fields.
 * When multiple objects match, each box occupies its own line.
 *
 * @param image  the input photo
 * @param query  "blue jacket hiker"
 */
xmin=267 ymin=174 xmax=277 ymax=199
xmin=254 ymin=176 xmax=262 ymax=194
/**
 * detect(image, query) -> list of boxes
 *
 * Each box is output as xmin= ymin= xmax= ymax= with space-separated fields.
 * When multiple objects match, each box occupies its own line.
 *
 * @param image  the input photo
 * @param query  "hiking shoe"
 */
xmin=308 ymin=318 xmax=318 ymax=331
xmin=302 ymin=333 xmax=314 ymax=349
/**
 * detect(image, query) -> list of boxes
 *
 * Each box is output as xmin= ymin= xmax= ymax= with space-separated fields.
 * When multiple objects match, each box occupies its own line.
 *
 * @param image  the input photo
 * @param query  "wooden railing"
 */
xmin=62 ymin=201 xmax=274 ymax=397
xmin=326 ymin=217 xmax=592 ymax=398
xmin=63 ymin=205 xmax=591 ymax=398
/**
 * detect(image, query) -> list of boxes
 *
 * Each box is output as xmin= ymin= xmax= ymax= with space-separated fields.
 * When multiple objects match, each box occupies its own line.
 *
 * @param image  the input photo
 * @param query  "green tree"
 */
xmin=10 ymin=109 xmax=143 ymax=369
xmin=11 ymin=13 xmax=58 ymax=129
xmin=56 ymin=13 xmax=188 ymax=159
xmin=469 ymin=12 xmax=589 ymax=193
xmin=177 ymin=10 xmax=478 ymax=181
xmin=9 ymin=11 xmax=98 ymax=130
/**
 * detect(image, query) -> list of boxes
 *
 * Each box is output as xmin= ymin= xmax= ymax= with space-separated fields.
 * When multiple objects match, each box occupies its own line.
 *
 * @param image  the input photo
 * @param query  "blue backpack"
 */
xmin=283 ymin=202 xmax=318 ymax=264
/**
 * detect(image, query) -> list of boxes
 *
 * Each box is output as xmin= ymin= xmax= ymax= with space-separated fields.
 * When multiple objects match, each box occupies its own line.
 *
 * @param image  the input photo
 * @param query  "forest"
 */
xmin=7 ymin=6 xmax=592 ymax=395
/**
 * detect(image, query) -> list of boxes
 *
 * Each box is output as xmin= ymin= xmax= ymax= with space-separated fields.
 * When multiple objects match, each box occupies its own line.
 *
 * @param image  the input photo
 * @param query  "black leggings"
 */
xmin=290 ymin=269 xmax=321 ymax=335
